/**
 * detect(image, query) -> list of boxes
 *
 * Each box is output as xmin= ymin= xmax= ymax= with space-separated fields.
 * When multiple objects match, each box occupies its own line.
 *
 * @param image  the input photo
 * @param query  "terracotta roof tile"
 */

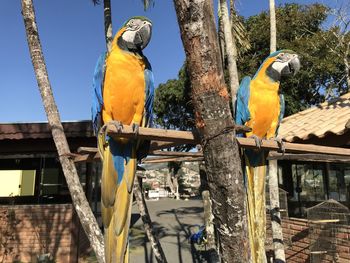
xmin=279 ymin=93 xmax=350 ymax=142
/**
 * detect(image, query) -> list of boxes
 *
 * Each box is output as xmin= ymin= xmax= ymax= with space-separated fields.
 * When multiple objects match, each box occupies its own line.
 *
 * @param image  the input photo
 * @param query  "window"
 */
xmin=328 ymin=164 xmax=350 ymax=202
xmin=291 ymin=163 xmax=326 ymax=202
xmin=0 ymin=170 xmax=36 ymax=197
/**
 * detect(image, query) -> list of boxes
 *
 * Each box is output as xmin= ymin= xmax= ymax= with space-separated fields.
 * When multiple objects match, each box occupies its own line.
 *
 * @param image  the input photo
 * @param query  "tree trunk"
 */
xmin=103 ymin=0 xmax=113 ymax=52
xmin=202 ymin=190 xmax=219 ymax=261
xmin=269 ymin=1 xmax=284 ymax=260
xmin=134 ymin=177 xmax=168 ymax=263
xmin=269 ymin=0 xmax=277 ymax=53
xmin=344 ymin=51 xmax=350 ymax=91
xmin=21 ymin=1 xmax=105 ymax=262
xmin=268 ymin=160 xmax=286 ymax=262
xmin=218 ymin=0 xmax=240 ymax=111
xmin=217 ymin=1 xmax=226 ymax=68
xmin=173 ymin=0 xmax=249 ymax=262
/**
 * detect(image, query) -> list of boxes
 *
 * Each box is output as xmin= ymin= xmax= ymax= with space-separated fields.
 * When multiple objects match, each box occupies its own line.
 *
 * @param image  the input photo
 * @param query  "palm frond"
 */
xmin=231 ymin=9 xmax=251 ymax=55
xmin=92 ymin=0 xmax=101 ymax=5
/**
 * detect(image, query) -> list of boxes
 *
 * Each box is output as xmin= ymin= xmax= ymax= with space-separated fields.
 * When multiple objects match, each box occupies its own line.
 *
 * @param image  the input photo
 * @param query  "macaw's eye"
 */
xmin=128 ymin=20 xmax=135 ymax=27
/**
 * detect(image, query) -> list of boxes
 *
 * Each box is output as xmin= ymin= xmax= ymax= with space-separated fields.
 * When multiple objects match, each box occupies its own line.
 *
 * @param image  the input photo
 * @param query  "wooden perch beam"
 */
xmin=143 ymin=156 xmax=204 ymax=164
xmin=149 ymin=150 xmax=203 ymax=157
xmin=106 ymin=123 xmax=250 ymax=144
xmin=268 ymin=152 xmax=350 ymax=163
xmin=106 ymin=124 xmax=350 ymax=156
xmin=74 ymin=125 xmax=350 ymax=163
xmin=238 ymin=137 xmax=350 ymax=156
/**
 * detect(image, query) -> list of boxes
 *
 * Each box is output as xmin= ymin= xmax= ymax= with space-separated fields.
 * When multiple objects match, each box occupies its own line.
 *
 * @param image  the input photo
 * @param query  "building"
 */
xmin=266 ymin=93 xmax=350 ymax=262
xmin=0 ymin=121 xmax=98 ymax=262
xmin=277 ymin=92 xmax=350 ymax=218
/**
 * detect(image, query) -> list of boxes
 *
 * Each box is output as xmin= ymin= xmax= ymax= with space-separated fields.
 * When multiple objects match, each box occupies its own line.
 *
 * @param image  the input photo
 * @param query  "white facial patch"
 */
xmin=121 ymin=30 xmax=136 ymax=43
xmin=271 ymin=61 xmax=288 ymax=73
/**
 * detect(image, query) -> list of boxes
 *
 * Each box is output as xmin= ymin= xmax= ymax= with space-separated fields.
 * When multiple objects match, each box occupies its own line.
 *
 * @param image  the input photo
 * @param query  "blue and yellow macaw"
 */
xmin=236 ymin=50 xmax=300 ymax=263
xmin=92 ymin=16 xmax=154 ymax=263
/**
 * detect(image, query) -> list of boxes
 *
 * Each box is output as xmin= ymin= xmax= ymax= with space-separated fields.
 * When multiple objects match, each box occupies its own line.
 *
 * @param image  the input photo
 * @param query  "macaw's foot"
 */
xmin=109 ymin=120 xmax=124 ymax=133
xmin=99 ymin=123 xmax=108 ymax=140
xmin=274 ymin=137 xmax=286 ymax=154
xmin=249 ymin=135 xmax=262 ymax=149
xmin=131 ymin=123 xmax=140 ymax=136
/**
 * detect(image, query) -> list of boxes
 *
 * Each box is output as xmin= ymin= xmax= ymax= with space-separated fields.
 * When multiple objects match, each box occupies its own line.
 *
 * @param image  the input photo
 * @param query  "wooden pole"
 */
xmin=74 ymin=126 xmax=350 ymax=163
xmin=133 ymin=177 xmax=168 ymax=263
xmin=106 ymin=124 xmax=350 ymax=156
xmin=202 ymin=190 xmax=220 ymax=262
xmin=268 ymin=152 xmax=350 ymax=163
xmin=268 ymin=160 xmax=286 ymax=262
xmin=143 ymin=157 xmax=204 ymax=164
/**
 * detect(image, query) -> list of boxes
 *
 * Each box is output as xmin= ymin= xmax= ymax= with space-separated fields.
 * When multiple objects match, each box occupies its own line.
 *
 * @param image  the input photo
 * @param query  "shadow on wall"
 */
xmin=0 ymin=203 xmax=74 ymax=263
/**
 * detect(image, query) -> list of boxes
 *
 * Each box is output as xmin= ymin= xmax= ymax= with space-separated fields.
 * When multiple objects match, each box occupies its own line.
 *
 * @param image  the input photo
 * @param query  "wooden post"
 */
xmin=85 ymin=163 xmax=93 ymax=204
xmin=133 ymin=177 xmax=168 ymax=263
xmin=268 ymin=160 xmax=286 ymax=262
xmin=202 ymin=190 xmax=219 ymax=261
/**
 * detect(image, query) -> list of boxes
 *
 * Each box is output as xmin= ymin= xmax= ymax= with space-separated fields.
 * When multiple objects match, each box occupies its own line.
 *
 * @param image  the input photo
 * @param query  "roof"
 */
xmin=279 ymin=93 xmax=350 ymax=142
xmin=0 ymin=120 xmax=94 ymax=140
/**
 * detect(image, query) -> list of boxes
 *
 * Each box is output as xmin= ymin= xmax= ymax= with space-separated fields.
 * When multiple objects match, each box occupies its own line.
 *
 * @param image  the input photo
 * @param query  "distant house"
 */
xmin=276 ymin=92 xmax=350 ymax=217
xmin=0 ymin=121 xmax=97 ymax=262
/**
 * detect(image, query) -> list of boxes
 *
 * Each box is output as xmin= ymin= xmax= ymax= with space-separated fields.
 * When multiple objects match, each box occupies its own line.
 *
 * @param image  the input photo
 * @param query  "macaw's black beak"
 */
xmin=282 ymin=55 xmax=301 ymax=76
xmin=135 ymin=22 xmax=152 ymax=50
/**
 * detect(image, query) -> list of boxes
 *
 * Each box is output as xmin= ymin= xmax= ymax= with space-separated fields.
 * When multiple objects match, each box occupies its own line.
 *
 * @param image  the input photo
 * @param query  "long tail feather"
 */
xmin=245 ymin=154 xmax=267 ymax=263
xmin=99 ymin=133 xmax=137 ymax=263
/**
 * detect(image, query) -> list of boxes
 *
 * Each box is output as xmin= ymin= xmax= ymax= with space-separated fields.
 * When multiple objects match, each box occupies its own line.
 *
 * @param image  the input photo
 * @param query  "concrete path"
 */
xmin=130 ymin=198 xmax=205 ymax=263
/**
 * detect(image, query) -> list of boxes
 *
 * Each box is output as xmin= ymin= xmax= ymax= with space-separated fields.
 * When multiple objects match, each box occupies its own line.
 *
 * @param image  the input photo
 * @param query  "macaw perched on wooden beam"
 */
xmin=235 ymin=50 xmax=300 ymax=263
xmin=92 ymin=16 xmax=154 ymax=263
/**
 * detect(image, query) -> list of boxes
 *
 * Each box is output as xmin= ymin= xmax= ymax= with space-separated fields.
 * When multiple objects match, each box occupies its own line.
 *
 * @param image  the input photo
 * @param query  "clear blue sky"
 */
xmin=0 ymin=0 xmax=334 ymax=123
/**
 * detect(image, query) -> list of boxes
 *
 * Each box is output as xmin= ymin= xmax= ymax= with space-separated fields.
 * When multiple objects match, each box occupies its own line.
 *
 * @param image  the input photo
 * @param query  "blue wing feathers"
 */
xmin=276 ymin=94 xmax=285 ymax=136
xmin=91 ymin=52 xmax=106 ymax=135
xmin=143 ymin=55 xmax=155 ymax=128
xmin=235 ymin=76 xmax=251 ymax=128
xmin=144 ymin=68 xmax=155 ymax=127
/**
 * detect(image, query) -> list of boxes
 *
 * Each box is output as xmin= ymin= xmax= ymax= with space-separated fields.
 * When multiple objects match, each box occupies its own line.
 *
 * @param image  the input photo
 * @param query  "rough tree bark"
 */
xmin=134 ymin=177 xmax=168 ymax=263
xmin=218 ymin=0 xmax=240 ymax=111
xmin=173 ymin=0 xmax=249 ymax=262
xmin=21 ymin=1 xmax=105 ymax=262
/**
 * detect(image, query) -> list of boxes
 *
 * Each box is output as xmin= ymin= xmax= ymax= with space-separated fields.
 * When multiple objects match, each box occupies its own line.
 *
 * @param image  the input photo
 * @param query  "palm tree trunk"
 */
xmin=202 ymin=191 xmax=215 ymax=248
xmin=269 ymin=0 xmax=277 ymax=53
xmin=21 ymin=1 xmax=105 ymax=262
xmin=218 ymin=0 xmax=240 ymax=112
xmin=269 ymin=2 xmax=285 ymax=261
xmin=268 ymin=160 xmax=286 ymax=262
xmin=217 ymin=2 xmax=226 ymax=68
xmin=173 ymin=0 xmax=249 ymax=261
xmin=103 ymin=0 xmax=113 ymax=52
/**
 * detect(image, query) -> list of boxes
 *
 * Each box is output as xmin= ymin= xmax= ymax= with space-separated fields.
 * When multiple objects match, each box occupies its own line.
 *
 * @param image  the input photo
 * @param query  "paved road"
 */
xmin=130 ymin=198 xmax=204 ymax=263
